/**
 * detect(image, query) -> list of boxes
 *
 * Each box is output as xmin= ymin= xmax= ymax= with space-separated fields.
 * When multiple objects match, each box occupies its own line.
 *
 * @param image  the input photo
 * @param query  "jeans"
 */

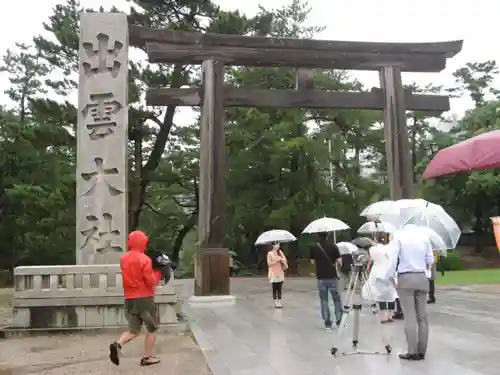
xmin=317 ymin=278 xmax=343 ymax=326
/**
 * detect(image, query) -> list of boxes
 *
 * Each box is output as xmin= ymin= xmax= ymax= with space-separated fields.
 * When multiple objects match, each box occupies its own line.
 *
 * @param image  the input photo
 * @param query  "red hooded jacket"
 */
xmin=120 ymin=231 xmax=163 ymax=299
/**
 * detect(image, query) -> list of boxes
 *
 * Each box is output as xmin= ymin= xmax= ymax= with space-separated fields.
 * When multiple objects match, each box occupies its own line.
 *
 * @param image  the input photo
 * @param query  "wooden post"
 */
xmin=195 ymin=59 xmax=230 ymax=296
xmin=379 ymin=66 xmax=414 ymax=199
xmin=296 ymin=69 xmax=314 ymax=90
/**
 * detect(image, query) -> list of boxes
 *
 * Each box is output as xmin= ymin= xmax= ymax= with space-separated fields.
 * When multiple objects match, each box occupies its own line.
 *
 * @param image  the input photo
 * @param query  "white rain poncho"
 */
xmin=362 ymin=243 xmax=398 ymax=303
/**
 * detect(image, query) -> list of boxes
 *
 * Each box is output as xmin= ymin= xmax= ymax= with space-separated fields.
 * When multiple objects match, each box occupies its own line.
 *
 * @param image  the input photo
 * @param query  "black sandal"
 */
xmin=140 ymin=356 xmax=161 ymax=366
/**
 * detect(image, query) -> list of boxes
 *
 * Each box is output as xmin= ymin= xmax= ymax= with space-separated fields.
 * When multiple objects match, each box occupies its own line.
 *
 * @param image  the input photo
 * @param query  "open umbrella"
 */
xmin=357 ymin=221 xmax=397 ymax=235
xmin=302 ymin=217 xmax=350 ymax=242
xmin=255 ymin=229 xmax=297 ymax=245
xmin=423 ymin=129 xmax=500 ymax=179
xmin=360 ymin=200 xmax=399 ymax=222
xmin=369 ymin=198 xmax=436 ymax=228
xmin=337 ymin=242 xmax=357 ymax=255
xmin=351 ymin=237 xmax=374 ymax=249
xmin=419 ymin=226 xmax=448 ymax=254
xmin=302 ymin=217 xmax=350 ymax=234
xmin=398 ymin=225 xmax=448 ymax=255
xmin=402 ymin=202 xmax=461 ymax=249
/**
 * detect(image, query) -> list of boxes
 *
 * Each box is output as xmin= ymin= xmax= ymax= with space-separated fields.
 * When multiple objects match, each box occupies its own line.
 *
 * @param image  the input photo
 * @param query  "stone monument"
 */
xmin=76 ymin=13 xmax=128 ymax=265
xmin=6 ymin=13 xmax=178 ymax=333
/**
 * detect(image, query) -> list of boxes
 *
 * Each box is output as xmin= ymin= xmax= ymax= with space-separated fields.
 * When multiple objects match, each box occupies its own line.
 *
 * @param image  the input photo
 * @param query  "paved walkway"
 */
xmin=0 ymin=332 xmax=210 ymax=375
xmin=181 ymin=278 xmax=500 ymax=375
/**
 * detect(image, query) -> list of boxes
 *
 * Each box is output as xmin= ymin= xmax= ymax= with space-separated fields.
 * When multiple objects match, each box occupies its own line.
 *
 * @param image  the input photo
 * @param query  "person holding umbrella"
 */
xmin=255 ymin=230 xmax=296 ymax=309
xmin=309 ymin=232 xmax=344 ymax=331
xmin=267 ymin=242 xmax=288 ymax=308
xmin=386 ymin=224 xmax=435 ymax=361
xmin=302 ymin=218 xmax=350 ymax=331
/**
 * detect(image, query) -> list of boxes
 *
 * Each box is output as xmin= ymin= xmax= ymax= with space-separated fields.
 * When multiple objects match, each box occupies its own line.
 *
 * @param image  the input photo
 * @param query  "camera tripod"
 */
xmin=330 ymin=264 xmax=392 ymax=357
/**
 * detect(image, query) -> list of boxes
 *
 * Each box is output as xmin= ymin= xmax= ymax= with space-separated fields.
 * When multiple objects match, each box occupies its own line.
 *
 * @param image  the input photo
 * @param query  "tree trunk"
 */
xmin=128 ymin=65 xmax=183 ymax=230
xmin=171 ymin=212 xmax=198 ymax=263
xmin=287 ymin=121 xmax=303 ymax=274
xmin=353 ymin=146 xmax=361 ymax=176
xmin=128 ymin=124 xmax=143 ymax=232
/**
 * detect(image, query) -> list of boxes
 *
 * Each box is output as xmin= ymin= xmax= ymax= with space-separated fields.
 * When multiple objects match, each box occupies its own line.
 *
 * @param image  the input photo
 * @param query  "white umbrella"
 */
xmin=357 ymin=221 xmax=397 ymax=235
xmin=360 ymin=200 xmax=399 ymax=222
xmin=394 ymin=199 xmax=430 ymax=223
xmin=337 ymin=241 xmax=357 ymax=255
xmin=255 ymin=229 xmax=297 ymax=245
xmin=402 ymin=201 xmax=461 ymax=249
xmin=302 ymin=217 xmax=350 ymax=234
xmin=302 ymin=217 xmax=350 ymax=242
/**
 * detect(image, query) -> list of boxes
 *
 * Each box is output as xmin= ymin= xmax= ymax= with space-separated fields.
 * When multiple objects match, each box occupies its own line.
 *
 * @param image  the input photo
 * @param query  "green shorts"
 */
xmin=124 ymin=297 xmax=159 ymax=334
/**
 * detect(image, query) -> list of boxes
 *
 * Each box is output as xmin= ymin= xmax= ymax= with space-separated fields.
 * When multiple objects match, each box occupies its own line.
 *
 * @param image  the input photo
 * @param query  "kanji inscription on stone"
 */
xmin=82 ymin=92 xmax=122 ymax=140
xmin=81 ymin=32 xmax=123 ymax=78
xmin=80 ymin=213 xmax=122 ymax=253
xmin=80 ymin=157 xmax=123 ymax=197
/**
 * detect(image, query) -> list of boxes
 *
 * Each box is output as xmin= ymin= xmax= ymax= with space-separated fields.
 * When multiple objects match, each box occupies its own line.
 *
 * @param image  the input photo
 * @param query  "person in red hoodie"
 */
xmin=109 ymin=230 xmax=163 ymax=367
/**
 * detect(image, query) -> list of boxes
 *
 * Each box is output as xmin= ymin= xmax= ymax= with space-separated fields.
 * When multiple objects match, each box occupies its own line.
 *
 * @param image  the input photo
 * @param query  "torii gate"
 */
xmin=128 ymin=25 xmax=462 ymax=298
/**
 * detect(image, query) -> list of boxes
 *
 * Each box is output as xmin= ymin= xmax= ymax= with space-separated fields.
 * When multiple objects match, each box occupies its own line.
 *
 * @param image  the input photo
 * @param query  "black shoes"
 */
xmin=399 ymin=353 xmax=425 ymax=360
xmin=109 ymin=342 xmax=121 ymax=366
xmin=427 ymin=299 xmax=436 ymax=304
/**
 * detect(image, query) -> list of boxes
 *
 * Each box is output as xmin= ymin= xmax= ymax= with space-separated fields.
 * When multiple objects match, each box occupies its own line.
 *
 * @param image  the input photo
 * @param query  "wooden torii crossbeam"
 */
xmin=129 ymin=25 xmax=462 ymax=297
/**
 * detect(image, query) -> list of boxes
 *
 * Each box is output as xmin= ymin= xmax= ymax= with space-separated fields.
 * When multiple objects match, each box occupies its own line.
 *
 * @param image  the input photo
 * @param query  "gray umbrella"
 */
xmin=351 ymin=237 xmax=375 ymax=249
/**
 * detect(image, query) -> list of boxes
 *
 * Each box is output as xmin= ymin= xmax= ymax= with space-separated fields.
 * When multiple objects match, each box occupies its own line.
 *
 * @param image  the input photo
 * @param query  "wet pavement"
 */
xmin=0 ymin=332 xmax=210 ymax=375
xmin=0 ymin=287 xmax=210 ymax=375
xmin=180 ymin=277 xmax=500 ymax=375
xmin=1 ymin=278 xmax=499 ymax=375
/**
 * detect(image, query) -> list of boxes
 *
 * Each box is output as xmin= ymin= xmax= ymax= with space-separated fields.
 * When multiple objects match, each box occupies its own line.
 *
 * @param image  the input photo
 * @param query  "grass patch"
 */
xmin=0 ymin=288 xmax=12 ymax=307
xmin=436 ymin=269 xmax=500 ymax=285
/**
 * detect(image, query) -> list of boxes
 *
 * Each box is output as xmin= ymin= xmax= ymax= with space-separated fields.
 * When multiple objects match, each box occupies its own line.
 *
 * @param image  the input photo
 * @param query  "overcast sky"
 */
xmin=1 ymin=0 xmax=498 ymax=121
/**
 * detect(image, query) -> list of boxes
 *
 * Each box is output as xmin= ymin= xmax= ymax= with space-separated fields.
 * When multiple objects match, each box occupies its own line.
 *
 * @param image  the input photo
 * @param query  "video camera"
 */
xmin=147 ymin=249 xmax=177 ymax=284
xmin=352 ymin=249 xmax=370 ymax=269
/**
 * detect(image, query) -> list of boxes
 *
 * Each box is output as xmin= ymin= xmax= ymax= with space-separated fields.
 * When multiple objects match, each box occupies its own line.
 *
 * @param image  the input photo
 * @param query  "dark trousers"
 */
xmin=428 ymin=280 xmax=435 ymax=301
xmin=272 ymin=281 xmax=283 ymax=299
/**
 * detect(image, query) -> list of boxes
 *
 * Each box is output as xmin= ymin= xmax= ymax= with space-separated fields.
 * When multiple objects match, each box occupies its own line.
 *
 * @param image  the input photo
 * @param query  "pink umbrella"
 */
xmin=423 ymin=129 xmax=500 ymax=179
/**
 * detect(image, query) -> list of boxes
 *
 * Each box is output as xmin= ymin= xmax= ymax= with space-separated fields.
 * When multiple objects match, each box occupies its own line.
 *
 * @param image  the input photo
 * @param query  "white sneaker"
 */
xmin=325 ymin=326 xmax=332 ymax=332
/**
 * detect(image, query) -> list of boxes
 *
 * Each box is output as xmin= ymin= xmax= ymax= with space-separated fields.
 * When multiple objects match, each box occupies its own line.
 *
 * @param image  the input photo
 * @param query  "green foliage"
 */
xmin=178 ymin=231 xmax=197 ymax=278
xmin=440 ymin=253 xmax=465 ymax=271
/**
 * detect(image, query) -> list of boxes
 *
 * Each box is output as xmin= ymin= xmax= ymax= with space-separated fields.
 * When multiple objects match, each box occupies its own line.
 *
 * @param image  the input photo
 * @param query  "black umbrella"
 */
xmin=351 ymin=237 xmax=374 ymax=249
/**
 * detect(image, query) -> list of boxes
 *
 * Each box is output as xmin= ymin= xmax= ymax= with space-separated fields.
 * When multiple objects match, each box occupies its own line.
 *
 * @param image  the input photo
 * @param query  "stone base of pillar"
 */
xmin=194 ymin=248 xmax=230 ymax=296
xmin=9 ymin=265 xmax=179 ymax=331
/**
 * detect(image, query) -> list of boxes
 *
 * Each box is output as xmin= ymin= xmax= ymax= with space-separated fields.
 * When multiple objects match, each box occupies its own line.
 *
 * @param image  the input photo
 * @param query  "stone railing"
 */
xmin=10 ymin=265 xmax=178 ymax=330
